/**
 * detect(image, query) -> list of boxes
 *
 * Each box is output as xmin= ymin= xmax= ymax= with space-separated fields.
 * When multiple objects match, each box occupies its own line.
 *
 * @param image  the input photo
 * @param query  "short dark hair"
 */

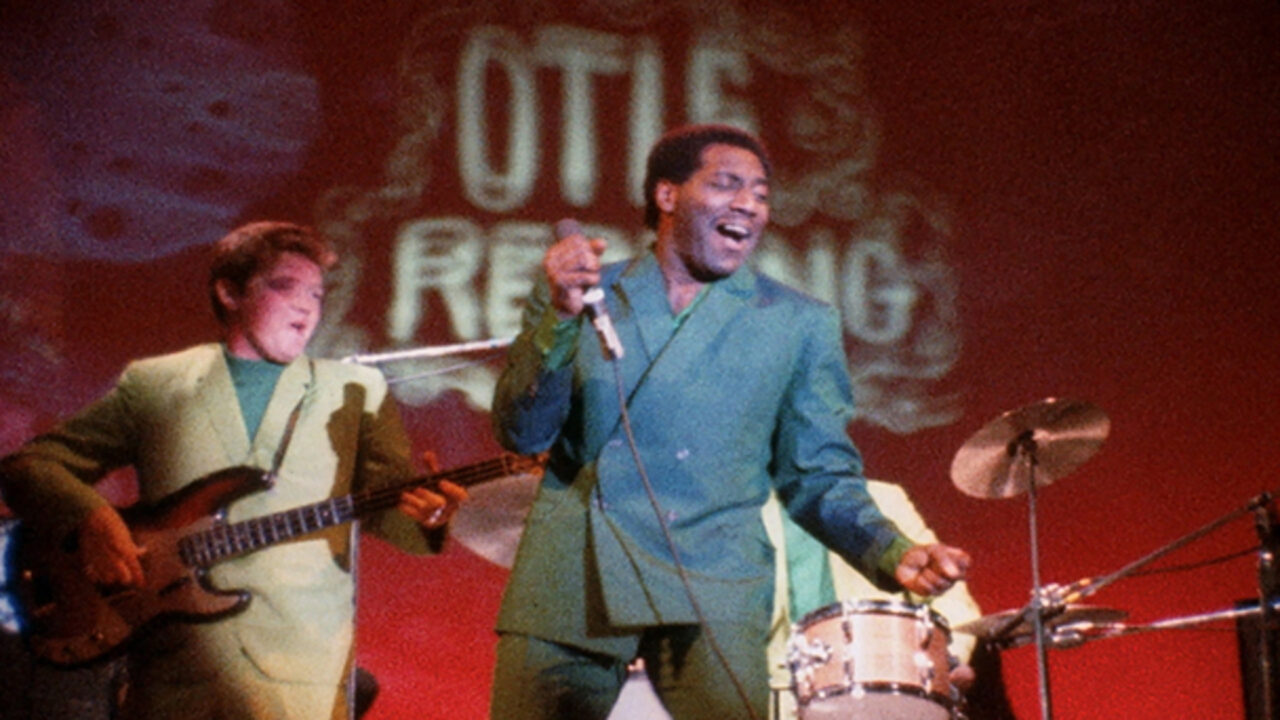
xmin=642 ymin=124 xmax=773 ymax=230
xmin=208 ymin=221 xmax=337 ymax=325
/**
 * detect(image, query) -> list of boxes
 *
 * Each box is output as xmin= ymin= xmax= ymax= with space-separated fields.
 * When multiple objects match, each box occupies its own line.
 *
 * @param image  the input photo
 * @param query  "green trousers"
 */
xmin=490 ymin=624 xmax=771 ymax=720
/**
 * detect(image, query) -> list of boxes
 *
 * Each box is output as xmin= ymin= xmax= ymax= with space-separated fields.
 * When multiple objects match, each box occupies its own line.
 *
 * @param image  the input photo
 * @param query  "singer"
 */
xmin=489 ymin=124 xmax=971 ymax=720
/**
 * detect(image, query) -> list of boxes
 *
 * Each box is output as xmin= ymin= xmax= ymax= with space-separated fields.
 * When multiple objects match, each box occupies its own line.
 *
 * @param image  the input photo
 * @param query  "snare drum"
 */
xmin=787 ymin=599 xmax=957 ymax=720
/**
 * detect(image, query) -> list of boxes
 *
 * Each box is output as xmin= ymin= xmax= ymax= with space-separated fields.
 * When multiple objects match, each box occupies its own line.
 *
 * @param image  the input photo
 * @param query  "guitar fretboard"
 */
xmin=176 ymin=455 xmax=531 ymax=568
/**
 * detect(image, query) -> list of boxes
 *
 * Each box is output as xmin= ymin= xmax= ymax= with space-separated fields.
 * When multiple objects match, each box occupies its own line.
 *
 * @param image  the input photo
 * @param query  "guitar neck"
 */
xmin=180 ymin=455 xmax=529 ymax=568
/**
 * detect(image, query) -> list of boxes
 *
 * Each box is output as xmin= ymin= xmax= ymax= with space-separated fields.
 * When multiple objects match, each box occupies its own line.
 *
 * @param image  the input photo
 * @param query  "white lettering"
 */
xmin=457 ymin=27 xmax=539 ymax=212
xmin=687 ymin=41 xmax=756 ymax=132
xmin=842 ymin=233 xmax=917 ymax=344
xmin=536 ymin=27 xmax=628 ymax=208
xmin=388 ymin=217 xmax=485 ymax=343
xmin=629 ymin=37 xmax=664 ymax=208
xmin=803 ymin=229 xmax=839 ymax=305
xmin=752 ymin=229 xmax=843 ymax=307
xmin=486 ymin=221 xmax=551 ymax=338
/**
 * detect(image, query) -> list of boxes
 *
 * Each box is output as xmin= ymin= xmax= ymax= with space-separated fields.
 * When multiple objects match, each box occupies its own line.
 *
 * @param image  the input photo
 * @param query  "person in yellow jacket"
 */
xmin=0 ymin=221 xmax=466 ymax=719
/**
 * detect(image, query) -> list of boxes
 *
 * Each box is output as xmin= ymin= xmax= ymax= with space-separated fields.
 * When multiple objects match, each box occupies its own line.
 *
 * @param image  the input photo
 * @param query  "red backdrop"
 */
xmin=2 ymin=2 xmax=1277 ymax=718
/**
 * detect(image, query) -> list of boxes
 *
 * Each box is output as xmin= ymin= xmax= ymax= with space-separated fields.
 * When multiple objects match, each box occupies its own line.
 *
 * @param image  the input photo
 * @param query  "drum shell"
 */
xmin=788 ymin=599 xmax=956 ymax=720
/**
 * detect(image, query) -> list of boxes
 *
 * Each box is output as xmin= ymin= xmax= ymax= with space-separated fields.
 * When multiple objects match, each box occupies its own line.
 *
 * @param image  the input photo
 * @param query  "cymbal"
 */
xmin=955 ymin=604 xmax=1128 ymax=645
xmin=950 ymin=398 xmax=1109 ymax=499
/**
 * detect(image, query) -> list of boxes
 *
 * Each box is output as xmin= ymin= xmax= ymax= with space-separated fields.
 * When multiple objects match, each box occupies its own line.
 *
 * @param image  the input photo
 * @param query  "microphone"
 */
xmin=554 ymin=219 xmax=624 ymax=361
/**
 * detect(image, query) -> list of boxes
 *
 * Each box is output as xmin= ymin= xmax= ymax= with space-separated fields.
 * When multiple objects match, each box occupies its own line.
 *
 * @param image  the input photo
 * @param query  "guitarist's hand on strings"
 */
xmin=397 ymin=450 xmax=468 ymax=529
xmin=79 ymin=505 xmax=147 ymax=588
xmin=399 ymin=482 xmax=467 ymax=529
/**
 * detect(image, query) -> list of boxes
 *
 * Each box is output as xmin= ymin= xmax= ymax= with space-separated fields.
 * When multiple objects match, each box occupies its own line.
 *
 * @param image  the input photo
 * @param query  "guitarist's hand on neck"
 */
xmin=398 ymin=480 xmax=468 ymax=529
xmin=79 ymin=505 xmax=147 ymax=588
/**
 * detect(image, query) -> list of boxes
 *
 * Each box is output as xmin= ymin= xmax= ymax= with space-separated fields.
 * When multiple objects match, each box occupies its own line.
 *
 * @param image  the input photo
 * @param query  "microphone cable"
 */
xmin=607 ymin=358 xmax=763 ymax=720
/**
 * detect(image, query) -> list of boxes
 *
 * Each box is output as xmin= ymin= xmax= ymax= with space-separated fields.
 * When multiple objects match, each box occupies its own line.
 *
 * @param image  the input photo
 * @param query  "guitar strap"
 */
xmin=266 ymin=359 xmax=315 ymax=482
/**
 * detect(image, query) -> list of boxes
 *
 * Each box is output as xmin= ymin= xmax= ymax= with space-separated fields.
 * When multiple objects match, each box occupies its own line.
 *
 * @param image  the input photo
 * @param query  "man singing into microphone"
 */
xmin=489 ymin=124 xmax=970 ymax=720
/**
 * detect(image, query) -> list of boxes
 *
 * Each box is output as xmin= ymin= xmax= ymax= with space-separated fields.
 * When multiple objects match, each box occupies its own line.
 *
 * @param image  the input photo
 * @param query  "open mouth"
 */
xmin=716 ymin=222 xmax=750 ymax=242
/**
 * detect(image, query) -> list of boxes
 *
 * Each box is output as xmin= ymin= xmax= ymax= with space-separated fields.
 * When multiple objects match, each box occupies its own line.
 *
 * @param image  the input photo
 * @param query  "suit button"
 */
xmin=675 ymin=448 xmax=690 ymax=460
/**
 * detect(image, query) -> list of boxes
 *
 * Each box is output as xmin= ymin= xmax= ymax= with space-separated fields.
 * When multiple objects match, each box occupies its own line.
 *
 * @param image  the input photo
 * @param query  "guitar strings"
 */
xmin=181 ymin=456 xmax=529 ymax=566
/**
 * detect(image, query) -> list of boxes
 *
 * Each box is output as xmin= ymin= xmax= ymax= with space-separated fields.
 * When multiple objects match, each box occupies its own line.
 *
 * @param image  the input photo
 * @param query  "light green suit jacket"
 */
xmin=1 ymin=343 xmax=432 ymax=716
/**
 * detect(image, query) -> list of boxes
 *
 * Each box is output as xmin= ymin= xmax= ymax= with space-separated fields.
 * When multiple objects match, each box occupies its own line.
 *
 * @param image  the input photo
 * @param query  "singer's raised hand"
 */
xmin=895 ymin=543 xmax=971 ymax=596
xmin=545 ymin=221 xmax=608 ymax=318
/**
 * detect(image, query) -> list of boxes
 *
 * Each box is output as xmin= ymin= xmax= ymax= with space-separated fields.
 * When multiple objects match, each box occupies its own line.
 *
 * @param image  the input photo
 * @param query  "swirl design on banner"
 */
xmin=0 ymin=0 xmax=319 ymax=261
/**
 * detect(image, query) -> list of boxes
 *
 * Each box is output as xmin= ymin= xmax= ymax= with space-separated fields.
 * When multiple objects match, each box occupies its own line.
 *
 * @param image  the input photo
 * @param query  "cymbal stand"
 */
xmin=1057 ymin=488 xmax=1280 ymax=719
xmin=997 ymin=430 xmax=1055 ymax=720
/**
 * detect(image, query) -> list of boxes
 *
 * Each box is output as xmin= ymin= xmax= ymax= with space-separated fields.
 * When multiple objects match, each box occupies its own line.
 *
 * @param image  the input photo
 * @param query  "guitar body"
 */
xmin=10 ymin=453 xmax=541 ymax=666
xmin=14 ymin=466 xmax=269 ymax=666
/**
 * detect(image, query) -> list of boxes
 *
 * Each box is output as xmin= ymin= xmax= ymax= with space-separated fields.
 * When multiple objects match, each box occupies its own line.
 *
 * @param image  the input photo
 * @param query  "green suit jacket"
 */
xmin=1 ymin=343 xmax=432 ymax=714
xmin=492 ymin=253 xmax=912 ymax=655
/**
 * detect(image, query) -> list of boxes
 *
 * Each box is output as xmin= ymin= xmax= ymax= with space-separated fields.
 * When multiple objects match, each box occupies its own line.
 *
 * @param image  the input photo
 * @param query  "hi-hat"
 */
xmin=955 ymin=604 xmax=1128 ymax=646
xmin=950 ymin=398 xmax=1109 ymax=499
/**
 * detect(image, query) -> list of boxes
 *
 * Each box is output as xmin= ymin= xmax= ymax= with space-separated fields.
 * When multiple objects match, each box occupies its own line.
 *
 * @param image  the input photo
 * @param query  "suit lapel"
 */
xmin=252 ymin=357 xmax=313 ymax=467
xmin=194 ymin=346 xmax=251 ymax=463
xmin=194 ymin=348 xmax=313 ymax=468
xmin=651 ymin=267 xmax=753 ymax=377
xmin=613 ymin=262 xmax=755 ymax=414
xmin=614 ymin=254 xmax=671 ymax=368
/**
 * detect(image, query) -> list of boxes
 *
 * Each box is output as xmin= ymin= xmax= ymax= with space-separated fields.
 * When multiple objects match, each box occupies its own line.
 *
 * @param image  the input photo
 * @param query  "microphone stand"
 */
xmin=341 ymin=337 xmax=514 ymax=365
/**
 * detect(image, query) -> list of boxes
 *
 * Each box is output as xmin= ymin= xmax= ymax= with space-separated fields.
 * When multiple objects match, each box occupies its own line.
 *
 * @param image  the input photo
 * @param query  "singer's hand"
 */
xmin=895 ymin=543 xmax=971 ymax=596
xmin=545 ymin=230 xmax=608 ymax=319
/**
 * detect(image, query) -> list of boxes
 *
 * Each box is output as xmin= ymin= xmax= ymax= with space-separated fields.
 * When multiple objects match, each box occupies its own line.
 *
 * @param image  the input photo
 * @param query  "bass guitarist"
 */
xmin=0 ymin=221 xmax=467 ymax=720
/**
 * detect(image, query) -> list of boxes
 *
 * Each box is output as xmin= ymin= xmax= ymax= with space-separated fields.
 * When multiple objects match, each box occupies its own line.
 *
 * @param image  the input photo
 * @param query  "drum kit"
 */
xmin=787 ymin=397 xmax=1280 ymax=720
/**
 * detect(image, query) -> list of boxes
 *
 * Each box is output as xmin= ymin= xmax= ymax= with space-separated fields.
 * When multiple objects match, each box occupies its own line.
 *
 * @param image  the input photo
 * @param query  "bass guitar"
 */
xmin=12 ymin=453 xmax=542 ymax=666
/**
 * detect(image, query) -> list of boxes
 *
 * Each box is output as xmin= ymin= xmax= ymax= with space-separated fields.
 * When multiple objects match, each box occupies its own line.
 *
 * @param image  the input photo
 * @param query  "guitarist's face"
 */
xmin=219 ymin=251 xmax=325 ymax=364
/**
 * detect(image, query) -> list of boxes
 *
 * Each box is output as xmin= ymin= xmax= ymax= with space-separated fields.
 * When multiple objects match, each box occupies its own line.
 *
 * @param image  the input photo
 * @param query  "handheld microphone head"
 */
xmin=553 ymin=218 xmax=624 ymax=361
xmin=554 ymin=218 xmax=583 ymax=241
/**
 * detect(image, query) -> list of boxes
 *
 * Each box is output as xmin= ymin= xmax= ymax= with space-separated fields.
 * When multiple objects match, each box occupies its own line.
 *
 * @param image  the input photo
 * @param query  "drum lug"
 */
xmin=787 ymin=636 xmax=832 ymax=670
xmin=916 ymin=615 xmax=934 ymax=648
xmin=914 ymin=650 xmax=937 ymax=686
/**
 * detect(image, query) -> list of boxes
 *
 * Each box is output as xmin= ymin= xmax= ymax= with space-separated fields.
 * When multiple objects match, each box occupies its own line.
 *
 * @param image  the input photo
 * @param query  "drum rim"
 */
xmin=796 ymin=680 xmax=956 ymax=710
xmin=793 ymin=598 xmax=952 ymax=633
